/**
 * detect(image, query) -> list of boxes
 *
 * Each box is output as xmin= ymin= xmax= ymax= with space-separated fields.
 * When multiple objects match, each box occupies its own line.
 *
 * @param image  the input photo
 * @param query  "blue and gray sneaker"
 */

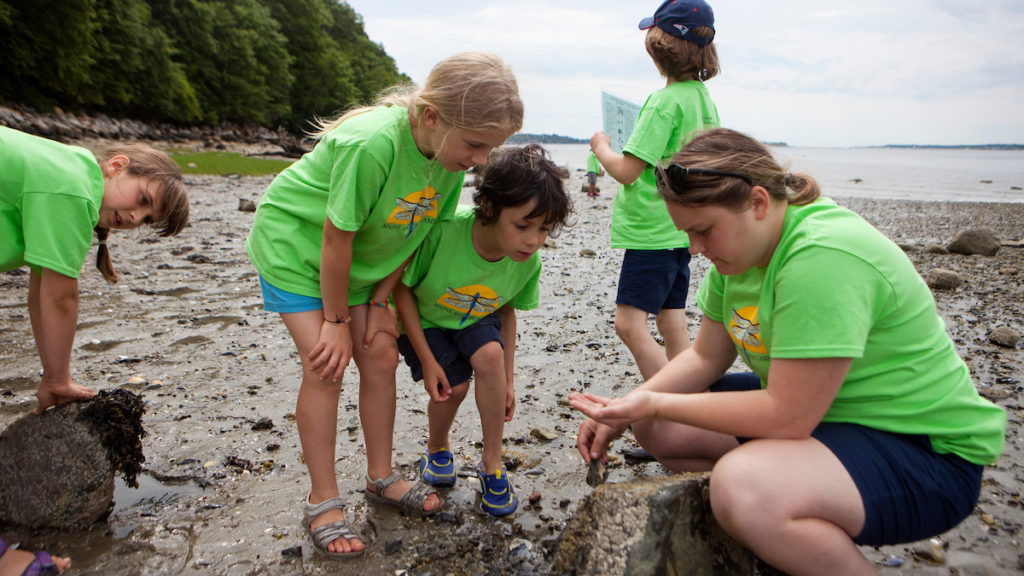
xmin=477 ymin=464 xmax=518 ymax=516
xmin=419 ymin=449 xmax=456 ymax=487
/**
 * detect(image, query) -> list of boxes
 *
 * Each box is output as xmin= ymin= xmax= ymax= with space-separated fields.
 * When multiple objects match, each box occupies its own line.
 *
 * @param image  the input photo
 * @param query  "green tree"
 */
xmin=0 ymin=0 xmax=98 ymax=107
xmin=328 ymin=1 xmax=409 ymax=101
xmin=263 ymin=0 xmax=358 ymax=130
xmin=89 ymin=0 xmax=200 ymax=121
xmin=148 ymin=0 xmax=292 ymax=125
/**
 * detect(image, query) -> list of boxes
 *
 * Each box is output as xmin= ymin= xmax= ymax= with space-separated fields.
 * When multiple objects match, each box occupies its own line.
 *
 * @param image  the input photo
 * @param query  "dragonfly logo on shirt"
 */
xmin=386 ymin=187 xmax=442 ymax=237
xmin=729 ymin=306 xmax=767 ymax=363
xmin=438 ymin=285 xmax=503 ymax=325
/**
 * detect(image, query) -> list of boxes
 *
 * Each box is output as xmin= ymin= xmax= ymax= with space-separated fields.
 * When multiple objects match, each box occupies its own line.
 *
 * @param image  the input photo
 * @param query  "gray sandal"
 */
xmin=364 ymin=471 xmax=441 ymax=516
xmin=302 ymin=495 xmax=365 ymax=558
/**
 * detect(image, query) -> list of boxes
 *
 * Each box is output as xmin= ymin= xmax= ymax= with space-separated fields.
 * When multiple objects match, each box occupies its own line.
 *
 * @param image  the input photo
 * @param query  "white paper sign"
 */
xmin=602 ymin=91 xmax=642 ymax=154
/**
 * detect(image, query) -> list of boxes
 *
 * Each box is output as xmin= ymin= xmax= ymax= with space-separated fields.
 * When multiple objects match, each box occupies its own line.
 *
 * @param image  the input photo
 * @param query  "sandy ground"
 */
xmin=1 ymin=169 xmax=1022 ymax=575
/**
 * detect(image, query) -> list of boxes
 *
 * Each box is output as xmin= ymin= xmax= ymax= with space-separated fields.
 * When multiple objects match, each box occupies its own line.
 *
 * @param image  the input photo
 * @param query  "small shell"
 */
xmin=586 ymin=459 xmax=608 ymax=487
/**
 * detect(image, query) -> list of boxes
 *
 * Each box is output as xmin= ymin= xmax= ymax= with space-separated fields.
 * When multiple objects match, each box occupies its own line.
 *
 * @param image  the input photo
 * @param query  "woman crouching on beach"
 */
xmin=571 ymin=127 xmax=1006 ymax=575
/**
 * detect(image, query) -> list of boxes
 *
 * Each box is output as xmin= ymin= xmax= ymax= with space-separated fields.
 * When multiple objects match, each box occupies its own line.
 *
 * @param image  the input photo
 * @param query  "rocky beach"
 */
xmin=1 ymin=158 xmax=1022 ymax=574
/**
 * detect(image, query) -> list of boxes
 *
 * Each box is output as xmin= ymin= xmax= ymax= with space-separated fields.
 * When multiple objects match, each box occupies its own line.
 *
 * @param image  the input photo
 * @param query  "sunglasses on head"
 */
xmin=655 ymin=163 xmax=753 ymax=193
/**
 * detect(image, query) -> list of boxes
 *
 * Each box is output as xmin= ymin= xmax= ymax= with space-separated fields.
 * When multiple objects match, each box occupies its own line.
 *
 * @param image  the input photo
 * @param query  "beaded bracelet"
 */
xmin=323 ymin=314 xmax=352 ymax=326
xmin=369 ymin=300 xmax=389 ymax=309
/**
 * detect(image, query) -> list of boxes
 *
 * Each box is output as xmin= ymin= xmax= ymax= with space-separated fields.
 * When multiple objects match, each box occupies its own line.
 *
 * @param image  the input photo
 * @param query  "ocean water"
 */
xmin=540 ymin=143 xmax=1024 ymax=203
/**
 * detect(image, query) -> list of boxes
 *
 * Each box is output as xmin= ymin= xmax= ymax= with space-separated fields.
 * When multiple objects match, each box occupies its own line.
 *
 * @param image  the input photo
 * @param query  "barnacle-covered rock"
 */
xmin=0 ymin=390 xmax=146 ymax=528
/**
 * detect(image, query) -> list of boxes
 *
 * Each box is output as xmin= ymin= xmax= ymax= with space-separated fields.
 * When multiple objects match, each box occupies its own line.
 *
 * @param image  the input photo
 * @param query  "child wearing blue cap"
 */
xmin=590 ymin=0 xmax=721 ymax=383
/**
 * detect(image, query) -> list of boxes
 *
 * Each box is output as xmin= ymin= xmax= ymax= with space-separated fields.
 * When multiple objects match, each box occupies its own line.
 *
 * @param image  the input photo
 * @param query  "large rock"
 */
xmin=947 ymin=228 xmax=1000 ymax=257
xmin=553 ymin=473 xmax=775 ymax=576
xmin=0 ymin=390 xmax=145 ymax=529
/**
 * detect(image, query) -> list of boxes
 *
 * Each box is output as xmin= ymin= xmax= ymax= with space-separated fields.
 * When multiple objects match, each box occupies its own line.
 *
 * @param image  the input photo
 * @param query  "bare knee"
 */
xmin=614 ymin=314 xmax=650 ymax=347
xmin=633 ymin=419 xmax=677 ymax=462
xmin=709 ymin=451 xmax=762 ymax=537
xmin=447 ymin=382 xmax=470 ymax=403
xmin=469 ymin=342 xmax=504 ymax=380
xmin=354 ymin=336 xmax=399 ymax=372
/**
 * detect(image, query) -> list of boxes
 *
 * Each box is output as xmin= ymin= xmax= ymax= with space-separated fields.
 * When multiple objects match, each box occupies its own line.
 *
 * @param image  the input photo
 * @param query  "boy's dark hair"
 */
xmin=473 ymin=144 xmax=573 ymax=237
xmin=645 ymin=25 xmax=719 ymax=81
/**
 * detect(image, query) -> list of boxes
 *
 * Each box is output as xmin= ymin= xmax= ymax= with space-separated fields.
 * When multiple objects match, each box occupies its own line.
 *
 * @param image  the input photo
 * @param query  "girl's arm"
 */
xmin=575 ymin=345 xmax=852 ymax=440
xmin=393 ymin=281 xmax=451 ymax=402
xmin=573 ymin=315 xmax=736 ymax=462
xmin=590 ymin=131 xmax=647 ymax=185
xmin=362 ymin=256 xmax=409 ymax=349
xmin=642 ymin=357 xmax=851 ymax=438
xmin=28 ymin=268 xmax=95 ymax=413
xmin=498 ymin=306 xmax=517 ymax=422
xmin=634 ymin=316 xmax=739 ymax=395
xmin=309 ymin=218 xmax=355 ymax=382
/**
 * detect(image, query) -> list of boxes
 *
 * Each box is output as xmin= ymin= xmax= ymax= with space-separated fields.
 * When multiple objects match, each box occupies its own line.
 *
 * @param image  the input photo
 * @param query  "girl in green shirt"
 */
xmin=245 ymin=52 xmax=523 ymax=559
xmin=572 ymin=128 xmax=1005 ymax=575
xmin=1 ymin=128 xmax=188 ymax=415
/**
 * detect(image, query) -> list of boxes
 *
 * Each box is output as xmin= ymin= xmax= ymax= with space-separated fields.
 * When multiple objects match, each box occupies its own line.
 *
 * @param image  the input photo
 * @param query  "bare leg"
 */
xmin=427 ymin=384 xmax=469 ymax=453
xmin=468 ymin=342 xmax=507 ymax=472
xmin=632 ymin=414 xmax=739 ymax=472
xmin=614 ymin=304 xmax=668 ymax=381
xmin=350 ymin=306 xmax=440 ymax=512
xmin=280 ymin=310 xmax=363 ymax=555
xmin=710 ymin=438 xmax=873 ymax=576
xmin=655 ymin=308 xmax=690 ymax=360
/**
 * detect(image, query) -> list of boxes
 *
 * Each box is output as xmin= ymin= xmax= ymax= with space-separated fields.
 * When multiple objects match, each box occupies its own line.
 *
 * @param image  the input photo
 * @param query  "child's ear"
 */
xmin=422 ymin=106 xmax=440 ymax=131
xmin=102 ymin=155 xmax=131 ymax=178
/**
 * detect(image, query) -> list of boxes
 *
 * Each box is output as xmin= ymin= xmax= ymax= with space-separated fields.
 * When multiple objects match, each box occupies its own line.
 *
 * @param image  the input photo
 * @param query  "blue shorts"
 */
xmin=259 ymin=276 xmax=322 ymax=313
xmin=397 ymin=313 xmax=503 ymax=388
xmin=711 ymin=373 xmax=983 ymax=546
xmin=616 ymin=249 xmax=691 ymax=314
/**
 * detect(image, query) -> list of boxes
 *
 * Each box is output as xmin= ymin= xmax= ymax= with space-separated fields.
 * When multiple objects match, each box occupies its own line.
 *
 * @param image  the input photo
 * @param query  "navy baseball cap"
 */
xmin=639 ymin=0 xmax=716 ymax=46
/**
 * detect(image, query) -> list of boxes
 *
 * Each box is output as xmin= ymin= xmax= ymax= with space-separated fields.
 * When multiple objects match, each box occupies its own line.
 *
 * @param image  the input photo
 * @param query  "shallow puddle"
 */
xmin=112 ymin=472 xmax=206 ymax=514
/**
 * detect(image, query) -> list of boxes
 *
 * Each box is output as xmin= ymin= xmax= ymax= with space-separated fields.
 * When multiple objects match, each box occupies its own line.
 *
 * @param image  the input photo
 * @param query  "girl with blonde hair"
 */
xmin=246 ymin=52 xmax=523 ymax=558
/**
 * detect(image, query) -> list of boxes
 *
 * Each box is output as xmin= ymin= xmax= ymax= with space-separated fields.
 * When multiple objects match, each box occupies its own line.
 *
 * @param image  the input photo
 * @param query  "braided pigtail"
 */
xmin=95 ymin=227 xmax=119 ymax=284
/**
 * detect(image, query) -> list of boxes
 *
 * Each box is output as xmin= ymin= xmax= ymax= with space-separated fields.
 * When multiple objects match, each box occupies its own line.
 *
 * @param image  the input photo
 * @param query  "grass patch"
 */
xmin=171 ymin=150 xmax=294 ymax=176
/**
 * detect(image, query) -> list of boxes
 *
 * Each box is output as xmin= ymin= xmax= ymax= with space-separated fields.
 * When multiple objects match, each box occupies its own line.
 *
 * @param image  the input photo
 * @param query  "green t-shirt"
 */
xmin=611 ymin=81 xmax=719 ymax=250
xmin=586 ymin=151 xmax=600 ymax=175
xmin=0 ymin=127 xmax=102 ymax=278
xmin=402 ymin=206 xmax=540 ymax=330
xmin=245 ymin=106 xmax=464 ymax=305
xmin=696 ymin=197 xmax=1006 ymax=465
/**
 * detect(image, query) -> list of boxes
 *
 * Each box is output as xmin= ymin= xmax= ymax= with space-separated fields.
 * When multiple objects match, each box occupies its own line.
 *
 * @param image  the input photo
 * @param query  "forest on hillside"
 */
xmin=0 ymin=0 xmax=408 ymax=131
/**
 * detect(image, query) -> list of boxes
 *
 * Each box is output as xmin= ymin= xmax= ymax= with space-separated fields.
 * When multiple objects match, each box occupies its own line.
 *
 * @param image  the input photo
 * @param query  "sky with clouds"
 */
xmin=342 ymin=0 xmax=1024 ymax=148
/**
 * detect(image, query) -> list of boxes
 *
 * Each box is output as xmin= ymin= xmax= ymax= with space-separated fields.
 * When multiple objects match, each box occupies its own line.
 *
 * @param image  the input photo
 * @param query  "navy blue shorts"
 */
xmin=615 ymin=249 xmax=691 ymax=314
xmin=397 ymin=313 xmax=503 ymax=387
xmin=711 ymin=373 xmax=984 ymax=546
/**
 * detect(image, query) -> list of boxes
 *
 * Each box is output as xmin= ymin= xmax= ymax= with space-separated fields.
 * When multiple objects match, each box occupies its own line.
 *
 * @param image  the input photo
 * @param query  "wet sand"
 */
xmin=1 ymin=170 xmax=1022 ymax=575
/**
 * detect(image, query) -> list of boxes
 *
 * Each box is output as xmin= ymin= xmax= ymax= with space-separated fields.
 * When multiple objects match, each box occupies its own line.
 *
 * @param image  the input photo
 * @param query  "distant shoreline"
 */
xmin=506 ymin=133 xmax=1024 ymax=151
xmin=874 ymin=144 xmax=1024 ymax=151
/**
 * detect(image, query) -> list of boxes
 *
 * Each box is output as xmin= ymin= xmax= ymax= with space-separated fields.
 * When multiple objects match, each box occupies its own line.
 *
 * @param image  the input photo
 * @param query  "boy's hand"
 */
xmin=364 ymin=302 xmax=399 ymax=349
xmin=423 ymin=361 xmax=451 ymax=402
xmin=309 ymin=321 xmax=352 ymax=382
xmin=590 ymin=131 xmax=612 ymax=153
xmin=504 ymin=384 xmax=516 ymax=422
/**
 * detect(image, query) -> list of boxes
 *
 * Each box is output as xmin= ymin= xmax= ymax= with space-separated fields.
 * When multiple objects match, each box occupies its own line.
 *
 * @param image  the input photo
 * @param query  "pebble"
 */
xmin=530 ymin=428 xmax=558 ymax=442
xmin=586 ymin=459 xmax=607 ymax=487
xmin=926 ymin=268 xmax=961 ymax=290
xmin=988 ymin=326 xmax=1021 ymax=348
